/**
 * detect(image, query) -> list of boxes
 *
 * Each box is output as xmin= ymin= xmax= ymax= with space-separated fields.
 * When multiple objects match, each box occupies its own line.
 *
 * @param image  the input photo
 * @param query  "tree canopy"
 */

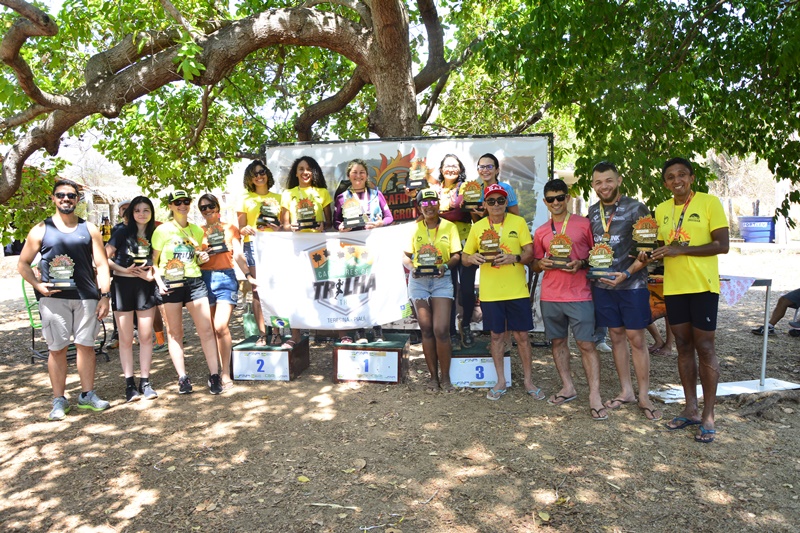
xmin=1 ymin=0 xmax=798 ymax=242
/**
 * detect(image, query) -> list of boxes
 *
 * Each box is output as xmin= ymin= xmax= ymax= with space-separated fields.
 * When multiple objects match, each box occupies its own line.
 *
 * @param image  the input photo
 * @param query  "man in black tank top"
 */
xmin=18 ymin=179 xmax=113 ymax=421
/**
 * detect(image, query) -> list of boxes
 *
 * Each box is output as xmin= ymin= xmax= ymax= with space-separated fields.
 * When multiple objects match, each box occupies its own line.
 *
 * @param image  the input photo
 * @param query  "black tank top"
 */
xmin=38 ymin=217 xmax=98 ymax=300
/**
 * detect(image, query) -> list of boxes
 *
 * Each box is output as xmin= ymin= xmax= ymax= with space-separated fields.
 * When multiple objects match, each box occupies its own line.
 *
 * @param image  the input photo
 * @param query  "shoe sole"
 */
xmin=126 ymin=394 xmax=142 ymax=403
xmin=48 ymin=406 xmax=71 ymax=421
xmin=179 ymin=389 xmax=193 ymax=394
xmin=77 ymin=403 xmax=109 ymax=412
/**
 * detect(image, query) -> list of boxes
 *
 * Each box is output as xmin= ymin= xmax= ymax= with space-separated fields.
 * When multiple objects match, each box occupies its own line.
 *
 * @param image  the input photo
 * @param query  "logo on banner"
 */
xmin=373 ymin=149 xmax=423 ymax=222
xmin=308 ymin=238 xmax=377 ymax=315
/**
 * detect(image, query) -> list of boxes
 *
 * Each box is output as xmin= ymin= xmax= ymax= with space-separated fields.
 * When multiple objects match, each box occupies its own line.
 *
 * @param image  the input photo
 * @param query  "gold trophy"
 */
xmin=205 ymin=224 xmax=228 ymax=255
xmin=49 ymin=254 xmax=77 ymax=289
xmin=256 ymin=199 xmax=280 ymax=229
xmin=415 ymin=244 xmax=440 ymax=277
xmin=132 ymin=236 xmax=151 ymax=266
xmin=479 ymin=228 xmax=501 ymax=260
xmin=587 ymin=242 xmax=615 ymax=280
xmin=462 ymin=181 xmax=482 ymax=209
xmin=632 ymin=216 xmax=659 ymax=256
xmin=341 ymin=196 xmax=366 ymax=229
xmin=296 ymin=198 xmax=318 ymax=230
xmin=407 ymin=158 xmax=428 ymax=190
xmin=548 ymin=234 xmax=573 ymax=269
xmin=163 ymin=258 xmax=186 ymax=290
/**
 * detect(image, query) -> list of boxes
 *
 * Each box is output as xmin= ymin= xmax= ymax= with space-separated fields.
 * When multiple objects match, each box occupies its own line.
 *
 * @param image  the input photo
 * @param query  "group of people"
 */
xmin=20 ymin=154 xmax=731 ymax=445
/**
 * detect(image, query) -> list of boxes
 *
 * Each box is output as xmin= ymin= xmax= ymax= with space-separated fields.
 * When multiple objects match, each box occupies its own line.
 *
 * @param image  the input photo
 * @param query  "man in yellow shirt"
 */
xmin=651 ymin=158 xmax=729 ymax=443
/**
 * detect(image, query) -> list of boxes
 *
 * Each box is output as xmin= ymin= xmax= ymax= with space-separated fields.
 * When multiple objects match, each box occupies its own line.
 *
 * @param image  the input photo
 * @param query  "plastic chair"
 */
xmin=22 ymin=278 xmax=109 ymax=364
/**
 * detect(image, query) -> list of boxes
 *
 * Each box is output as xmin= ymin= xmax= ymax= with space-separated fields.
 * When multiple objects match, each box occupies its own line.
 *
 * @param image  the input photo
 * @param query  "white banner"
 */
xmin=253 ymin=224 xmax=413 ymax=329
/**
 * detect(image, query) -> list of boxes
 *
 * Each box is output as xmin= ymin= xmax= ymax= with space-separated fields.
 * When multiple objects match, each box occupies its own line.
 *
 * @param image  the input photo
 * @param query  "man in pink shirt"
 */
xmin=532 ymin=179 xmax=606 ymax=421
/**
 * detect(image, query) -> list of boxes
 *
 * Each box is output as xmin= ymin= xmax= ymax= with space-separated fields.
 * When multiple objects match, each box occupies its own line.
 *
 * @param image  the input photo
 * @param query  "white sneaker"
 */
xmin=596 ymin=341 xmax=612 ymax=353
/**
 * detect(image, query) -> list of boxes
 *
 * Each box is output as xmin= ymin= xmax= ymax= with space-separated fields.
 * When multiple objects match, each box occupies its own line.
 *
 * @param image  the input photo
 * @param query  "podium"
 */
xmin=232 ymin=335 xmax=310 ymax=381
xmin=450 ymin=338 xmax=512 ymax=388
xmin=333 ymin=333 xmax=409 ymax=384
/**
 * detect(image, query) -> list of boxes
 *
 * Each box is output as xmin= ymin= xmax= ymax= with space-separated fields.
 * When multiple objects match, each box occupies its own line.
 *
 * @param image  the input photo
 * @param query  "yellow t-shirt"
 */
xmin=464 ymin=213 xmax=532 ymax=301
xmin=280 ymin=186 xmax=332 ymax=232
xmin=655 ymin=192 xmax=728 ymax=295
xmin=240 ymin=190 xmax=282 ymax=242
xmin=406 ymin=219 xmax=462 ymax=268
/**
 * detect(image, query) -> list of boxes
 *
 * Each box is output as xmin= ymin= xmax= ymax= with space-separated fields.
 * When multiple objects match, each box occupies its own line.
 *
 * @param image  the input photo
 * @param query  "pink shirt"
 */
xmin=533 ymin=215 xmax=593 ymax=302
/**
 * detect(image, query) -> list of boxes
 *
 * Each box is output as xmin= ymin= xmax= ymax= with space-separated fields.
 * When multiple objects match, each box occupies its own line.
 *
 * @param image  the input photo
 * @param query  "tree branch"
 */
xmin=187 ymin=86 xmax=215 ymax=149
xmin=413 ymin=0 xmax=447 ymax=91
xmin=295 ymin=66 xmax=368 ymax=140
xmin=302 ymin=0 xmax=372 ymax=26
xmin=0 ymin=103 xmax=50 ymax=132
xmin=158 ymin=0 xmax=202 ymax=38
xmin=418 ymin=71 xmax=450 ymax=125
xmin=509 ymin=102 xmax=551 ymax=134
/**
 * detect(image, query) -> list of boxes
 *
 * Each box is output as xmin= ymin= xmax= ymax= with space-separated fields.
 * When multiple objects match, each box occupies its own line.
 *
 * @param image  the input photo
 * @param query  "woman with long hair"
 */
xmin=199 ymin=193 xmax=254 ymax=390
xmin=105 ymin=196 xmax=159 ymax=401
xmin=474 ymin=153 xmax=520 ymax=217
xmin=333 ymin=158 xmax=394 ymax=343
xmin=280 ymin=156 xmax=333 ymax=348
xmin=151 ymin=190 xmax=224 ymax=395
xmin=237 ymin=160 xmax=282 ymax=346
xmin=403 ymin=189 xmax=462 ymax=393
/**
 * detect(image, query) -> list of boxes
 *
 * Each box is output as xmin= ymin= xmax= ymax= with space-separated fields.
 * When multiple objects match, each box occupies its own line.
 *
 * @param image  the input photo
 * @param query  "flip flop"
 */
xmin=695 ymin=426 xmax=716 ymax=443
xmin=527 ymin=388 xmax=546 ymax=400
xmin=280 ymin=339 xmax=297 ymax=350
xmin=255 ymin=335 xmax=267 ymax=347
xmin=604 ymin=397 xmax=636 ymax=410
xmin=591 ymin=407 xmax=608 ymax=421
xmin=640 ymin=406 xmax=663 ymax=421
xmin=547 ymin=394 xmax=577 ymax=406
xmin=665 ymin=416 xmax=701 ymax=430
xmin=486 ymin=388 xmax=507 ymax=401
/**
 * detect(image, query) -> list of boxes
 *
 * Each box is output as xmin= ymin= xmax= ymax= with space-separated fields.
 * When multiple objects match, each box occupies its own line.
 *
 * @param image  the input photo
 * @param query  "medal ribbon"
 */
xmin=549 ymin=212 xmax=570 ymax=236
xmin=671 ymin=191 xmax=694 ymax=244
xmin=599 ymin=199 xmax=619 ymax=240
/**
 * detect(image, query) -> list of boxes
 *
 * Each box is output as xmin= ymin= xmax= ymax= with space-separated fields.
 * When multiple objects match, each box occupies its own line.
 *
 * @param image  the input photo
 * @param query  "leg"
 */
xmin=136 ymin=308 xmax=156 ymax=377
xmin=513 ymin=330 xmax=541 ymax=394
xmin=431 ymin=297 xmax=454 ymax=390
xmin=185 ymin=298 xmax=222 ymax=375
xmin=74 ymin=343 xmax=98 ymax=393
xmin=153 ymin=304 xmax=166 ymax=345
xmin=212 ymin=302 xmax=236 ymax=385
xmin=647 ymin=322 xmax=665 ymax=352
xmin=576 ymin=340 xmax=604 ymax=414
xmin=459 ymin=264 xmax=477 ymax=344
xmin=115 ymin=311 xmax=136 ymax=377
xmin=626 ymin=328 xmax=661 ymax=420
xmin=251 ymin=265 xmax=267 ymax=337
xmin=667 ymin=321 xmax=702 ymax=425
xmin=693 ymin=328 xmax=719 ymax=431
xmin=488 ymin=331 xmax=507 ymax=393
xmin=48 ymin=347 xmax=69 ymax=397
xmin=549 ymin=337 xmax=577 ymax=402
xmin=605 ymin=326 xmax=636 ymax=407
xmin=448 ymin=266 xmax=459 ymax=337
xmin=769 ymin=295 xmax=793 ymax=326
xmin=161 ymin=302 xmax=187 ymax=377
xmin=413 ymin=298 xmax=439 ymax=390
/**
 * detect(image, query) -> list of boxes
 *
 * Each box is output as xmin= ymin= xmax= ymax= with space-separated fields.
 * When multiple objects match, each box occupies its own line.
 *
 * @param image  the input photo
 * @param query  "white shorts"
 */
xmin=38 ymin=297 xmax=100 ymax=351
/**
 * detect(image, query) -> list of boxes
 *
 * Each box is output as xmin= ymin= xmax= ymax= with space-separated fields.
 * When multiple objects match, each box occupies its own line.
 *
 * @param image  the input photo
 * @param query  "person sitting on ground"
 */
xmin=751 ymin=288 xmax=800 ymax=336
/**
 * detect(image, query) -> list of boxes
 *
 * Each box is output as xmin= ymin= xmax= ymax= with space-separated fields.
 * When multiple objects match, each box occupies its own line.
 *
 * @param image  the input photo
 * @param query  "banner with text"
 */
xmin=253 ymin=224 xmax=412 ymax=329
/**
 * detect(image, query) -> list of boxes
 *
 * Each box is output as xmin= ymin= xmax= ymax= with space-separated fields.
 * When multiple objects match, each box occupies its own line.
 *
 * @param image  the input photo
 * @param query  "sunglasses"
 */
xmin=254 ymin=169 xmax=267 ymax=176
xmin=172 ymin=198 xmax=192 ymax=206
xmin=544 ymin=194 xmax=567 ymax=203
xmin=419 ymin=200 xmax=439 ymax=207
xmin=198 ymin=203 xmax=217 ymax=212
xmin=485 ymin=197 xmax=507 ymax=206
xmin=54 ymin=192 xmax=78 ymax=200
xmin=477 ymin=164 xmax=495 ymax=171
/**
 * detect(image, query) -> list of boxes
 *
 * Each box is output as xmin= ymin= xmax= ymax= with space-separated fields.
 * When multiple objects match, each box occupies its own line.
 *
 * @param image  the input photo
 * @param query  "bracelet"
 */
xmin=623 ymin=270 xmax=631 ymax=279
xmin=515 ymin=254 xmax=521 ymax=263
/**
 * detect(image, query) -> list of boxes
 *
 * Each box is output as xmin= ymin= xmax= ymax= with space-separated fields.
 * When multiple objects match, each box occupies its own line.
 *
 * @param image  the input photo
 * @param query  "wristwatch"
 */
xmin=100 ymin=292 xmax=111 ymax=299
xmin=515 ymin=254 xmax=521 ymax=263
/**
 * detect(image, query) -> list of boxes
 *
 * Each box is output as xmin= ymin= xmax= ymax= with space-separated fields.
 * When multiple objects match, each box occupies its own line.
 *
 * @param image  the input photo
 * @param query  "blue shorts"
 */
xmin=592 ymin=287 xmax=651 ymax=330
xmin=480 ymin=298 xmax=533 ymax=334
xmin=201 ymin=269 xmax=239 ymax=306
xmin=243 ymin=241 xmax=256 ymax=267
xmin=665 ymin=292 xmax=719 ymax=331
xmin=541 ymin=301 xmax=595 ymax=341
xmin=408 ymin=274 xmax=453 ymax=301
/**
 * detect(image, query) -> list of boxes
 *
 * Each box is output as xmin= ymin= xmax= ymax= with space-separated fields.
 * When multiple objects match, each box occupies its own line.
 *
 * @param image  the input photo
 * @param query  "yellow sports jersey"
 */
xmin=464 ymin=213 xmax=532 ymax=301
xmin=151 ymin=221 xmax=204 ymax=278
xmin=406 ymin=219 xmax=462 ymax=268
xmin=655 ymin=192 xmax=728 ymax=295
xmin=281 ymin=186 xmax=332 ymax=232
xmin=240 ymin=190 xmax=282 ymax=242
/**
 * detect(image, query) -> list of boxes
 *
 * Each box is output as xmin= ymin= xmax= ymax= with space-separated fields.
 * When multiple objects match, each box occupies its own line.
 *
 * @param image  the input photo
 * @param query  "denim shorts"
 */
xmin=407 ymin=274 xmax=454 ymax=301
xmin=201 ymin=268 xmax=239 ymax=306
xmin=243 ymin=241 xmax=256 ymax=267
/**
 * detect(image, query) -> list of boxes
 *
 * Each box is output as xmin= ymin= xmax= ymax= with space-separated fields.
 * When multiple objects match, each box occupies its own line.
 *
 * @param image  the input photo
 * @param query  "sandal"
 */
xmin=280 ymin=339 xmax=297 ymax=350
xmin=269 ymin=333 xmax=283 ymax=345
xmin=340 ymin=335 xmax=354 ymax=344
xmin=255 ymin=335 xmax=267 ymax=347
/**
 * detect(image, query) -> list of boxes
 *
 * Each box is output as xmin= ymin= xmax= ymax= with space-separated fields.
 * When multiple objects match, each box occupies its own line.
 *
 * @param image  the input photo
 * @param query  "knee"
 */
xmin=214 ymin=323 xmax=230 ymax=338
xmin=433 ymin=324 xmax=449 ymax=341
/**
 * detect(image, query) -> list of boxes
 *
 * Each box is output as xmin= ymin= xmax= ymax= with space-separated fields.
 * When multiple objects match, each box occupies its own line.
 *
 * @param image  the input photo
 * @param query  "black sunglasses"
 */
xmin=198 ymin=203 xmax=217 ymax=212
xmin=54 ymin=192 xmax=78 ymax=200
xmin=485 ymin=197 xmax=507 ymax=206
xmin=254 ymin=169 xmax=267 ymax=177
xmin=544 ymin=194 xmax=567 ymax=203
xmin=172 ymin=198 xmax=192 ymax=206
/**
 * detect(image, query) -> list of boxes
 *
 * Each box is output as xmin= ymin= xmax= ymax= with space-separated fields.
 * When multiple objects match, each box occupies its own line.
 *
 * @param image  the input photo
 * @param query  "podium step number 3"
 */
xmin=449 ymin=356 xmax=512 ymax=388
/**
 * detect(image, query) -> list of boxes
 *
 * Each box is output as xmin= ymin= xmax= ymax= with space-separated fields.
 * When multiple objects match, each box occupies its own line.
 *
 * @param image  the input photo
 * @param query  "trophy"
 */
xmin=548 ymin=234 xmax=573 ymax=269
xmin=462 ymin=181 xmax=482 ymax=209
xmin=205 ymin=225 xmax=228 ymax=255
xmin=132 ymin=236 xmax=151 ymax=266
xmin=479 ymin=228 xmax=501 ymax=260
xmin=406 ymin=159 xmax=428 ymax=190
xmin=296 ymin=198 xmax=318 ymax=230
xmin=415 ymin=244 xmax=440 ymax=277
xmin=163 ymin=258 xmax=186 ymax=290
xmin=586 ymin=242 xmax=616 ymax=280
xmin=48 ymin=254 xmax=77 ymax=289
xmin=256 ymin=200 xmax=280 ymax=229
xmin=632 ymin=216 xmax=659 ymax=256
xmin=341 ymin=196 xmax=366 ymax=230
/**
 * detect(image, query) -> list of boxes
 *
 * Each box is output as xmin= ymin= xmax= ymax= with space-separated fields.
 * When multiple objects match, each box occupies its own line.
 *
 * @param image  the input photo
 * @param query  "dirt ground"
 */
xmin=1 ymin=247 xmax=799 ymax=533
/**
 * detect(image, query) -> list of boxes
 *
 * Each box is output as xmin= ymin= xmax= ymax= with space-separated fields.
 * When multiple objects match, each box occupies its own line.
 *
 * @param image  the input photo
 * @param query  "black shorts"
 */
xmin=665 ymin=292 xmax=719 ymax=331
xmin=112 ymin=276 xmax=158 ymax=312
xmin=157 ymin=276 xmax=209 ymax=305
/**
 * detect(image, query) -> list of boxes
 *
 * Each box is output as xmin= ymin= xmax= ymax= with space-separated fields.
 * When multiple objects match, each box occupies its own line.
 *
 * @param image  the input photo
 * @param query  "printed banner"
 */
xmin=253 ymin=224 xmax=412 ymax=329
